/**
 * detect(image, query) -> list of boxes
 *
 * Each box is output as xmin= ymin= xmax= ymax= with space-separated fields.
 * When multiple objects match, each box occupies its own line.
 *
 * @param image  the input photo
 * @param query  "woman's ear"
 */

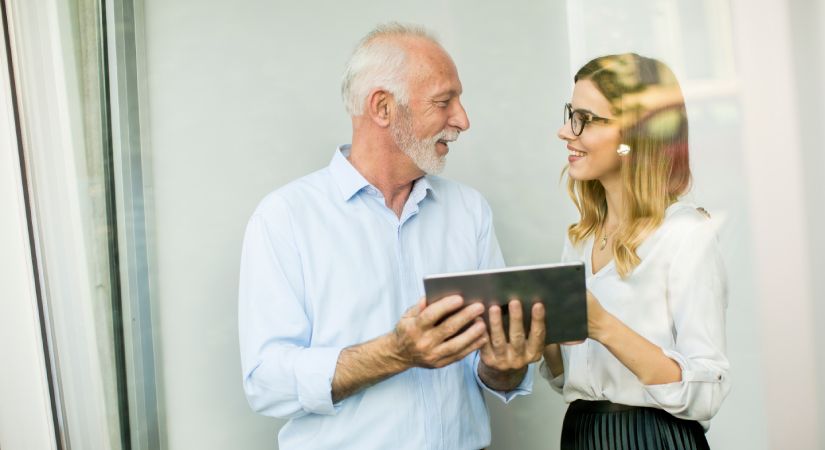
xmin=365 ymin=89 xmax=391 ymax=128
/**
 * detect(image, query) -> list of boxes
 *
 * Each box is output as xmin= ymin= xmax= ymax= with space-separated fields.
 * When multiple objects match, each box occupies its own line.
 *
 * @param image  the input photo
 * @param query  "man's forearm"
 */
xmin=331 ymin=333 xmax=410 ymax=403
xmin=331 ymin=297 xmax=489 ymax=403
xmin=477 ymin=361 xmax=528 ymax=392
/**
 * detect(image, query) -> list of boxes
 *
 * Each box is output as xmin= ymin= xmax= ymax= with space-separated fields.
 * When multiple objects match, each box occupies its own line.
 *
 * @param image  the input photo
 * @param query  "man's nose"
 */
xmin=450 ymin=100 xmax=470 ymax=132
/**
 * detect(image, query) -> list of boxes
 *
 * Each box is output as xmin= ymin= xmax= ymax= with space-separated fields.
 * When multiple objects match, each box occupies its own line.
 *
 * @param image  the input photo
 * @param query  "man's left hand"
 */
xmin=477 ymin=300 xmax=546 ymax=391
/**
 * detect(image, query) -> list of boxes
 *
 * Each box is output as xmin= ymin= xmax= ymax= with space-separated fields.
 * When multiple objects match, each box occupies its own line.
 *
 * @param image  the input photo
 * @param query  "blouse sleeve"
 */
xmin=642 ymin=218 xmax=731 ymax=421
xmin=560 ymin=234 xmax=577 ymax=263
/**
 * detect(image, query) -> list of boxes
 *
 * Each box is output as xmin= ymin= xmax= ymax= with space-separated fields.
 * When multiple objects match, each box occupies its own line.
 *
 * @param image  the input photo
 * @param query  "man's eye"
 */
xmin=435 ymin=100 xmax=449 ymax=107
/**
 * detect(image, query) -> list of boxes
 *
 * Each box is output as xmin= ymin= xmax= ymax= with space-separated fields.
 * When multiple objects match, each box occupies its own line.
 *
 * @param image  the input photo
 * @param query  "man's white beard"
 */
xmin=390 ymin=107 xmax=457 ymax=175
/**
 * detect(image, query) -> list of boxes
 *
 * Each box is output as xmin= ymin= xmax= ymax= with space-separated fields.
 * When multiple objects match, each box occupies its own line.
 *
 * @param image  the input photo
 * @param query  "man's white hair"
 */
xmin=341 ymin=22 xmax=440 ymax=116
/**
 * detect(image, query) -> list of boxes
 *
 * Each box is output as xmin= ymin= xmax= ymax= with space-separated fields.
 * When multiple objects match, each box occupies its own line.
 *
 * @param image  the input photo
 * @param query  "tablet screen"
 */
xmin=423 ymin=262 xmax=587 ymax=344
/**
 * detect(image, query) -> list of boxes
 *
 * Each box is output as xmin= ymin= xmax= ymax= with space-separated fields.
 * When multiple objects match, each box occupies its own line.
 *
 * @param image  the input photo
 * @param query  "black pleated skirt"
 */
xmin=560 ymin=400 xmax=710 ymax=450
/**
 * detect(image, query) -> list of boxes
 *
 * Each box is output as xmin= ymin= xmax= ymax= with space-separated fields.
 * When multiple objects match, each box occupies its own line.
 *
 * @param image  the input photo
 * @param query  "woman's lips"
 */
xmin=567 ymin=145 xmax=586 ymax=163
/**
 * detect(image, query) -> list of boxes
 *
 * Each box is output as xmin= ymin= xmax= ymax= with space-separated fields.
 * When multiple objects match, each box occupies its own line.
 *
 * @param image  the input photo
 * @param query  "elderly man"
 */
xmin=239 ymin=23 xmax=545 ymax=449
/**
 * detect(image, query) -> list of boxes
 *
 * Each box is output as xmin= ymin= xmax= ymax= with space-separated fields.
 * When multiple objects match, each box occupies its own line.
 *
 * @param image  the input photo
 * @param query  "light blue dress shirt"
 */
xmin=239 ymin=146 xmax=533 ymax=450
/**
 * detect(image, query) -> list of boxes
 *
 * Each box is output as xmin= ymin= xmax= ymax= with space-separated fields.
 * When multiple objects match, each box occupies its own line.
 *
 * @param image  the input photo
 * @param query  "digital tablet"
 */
xmin=423 ymin=262 xmax=588 ymax=344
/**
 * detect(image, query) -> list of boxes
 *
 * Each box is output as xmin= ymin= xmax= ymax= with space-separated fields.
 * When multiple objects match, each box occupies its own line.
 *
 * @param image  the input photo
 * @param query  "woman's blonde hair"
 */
xmin=566 ymin=53 xmax=691 ymax=278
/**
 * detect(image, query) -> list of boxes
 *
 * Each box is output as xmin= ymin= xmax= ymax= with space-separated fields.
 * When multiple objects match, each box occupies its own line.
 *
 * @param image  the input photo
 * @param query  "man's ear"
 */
xmin=365 ymin=89 xmax=391 ymax=128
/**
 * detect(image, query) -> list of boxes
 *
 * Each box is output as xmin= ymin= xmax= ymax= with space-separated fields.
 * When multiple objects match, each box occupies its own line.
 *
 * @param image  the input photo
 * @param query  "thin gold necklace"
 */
xmin=598 ymin=225 xmax=617 ymax=251
xmin=598 ymin=233 xmax=610 ymax=250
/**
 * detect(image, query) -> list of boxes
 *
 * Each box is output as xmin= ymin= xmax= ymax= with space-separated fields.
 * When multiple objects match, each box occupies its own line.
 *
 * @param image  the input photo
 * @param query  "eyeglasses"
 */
xmin=564 ymin=103 xmax=614 ymax=136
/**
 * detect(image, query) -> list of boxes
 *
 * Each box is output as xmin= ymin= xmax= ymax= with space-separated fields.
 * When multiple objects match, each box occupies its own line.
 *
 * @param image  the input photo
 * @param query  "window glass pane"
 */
xmin=6 ymin=0 xmax=129 ymax=447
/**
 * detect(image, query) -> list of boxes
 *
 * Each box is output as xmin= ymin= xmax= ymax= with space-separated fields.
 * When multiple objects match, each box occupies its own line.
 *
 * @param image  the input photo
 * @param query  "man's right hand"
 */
xmin=390 ymin=295 xmax=488 ymax=369
xmin=331 ymin=295 xmax=487 ymax=403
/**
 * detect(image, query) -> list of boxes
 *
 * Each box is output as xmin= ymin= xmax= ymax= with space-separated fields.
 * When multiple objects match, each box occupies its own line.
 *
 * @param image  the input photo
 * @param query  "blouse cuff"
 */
xmin=661 ymin=348 xmax=726 ymax=383
xmin=642 ymin=348 xmax=727 ymax=421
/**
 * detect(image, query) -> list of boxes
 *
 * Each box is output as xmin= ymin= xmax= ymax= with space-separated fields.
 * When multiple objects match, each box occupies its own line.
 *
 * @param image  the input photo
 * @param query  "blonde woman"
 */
xmin=542 ymin=54 xmax=730 ymax=450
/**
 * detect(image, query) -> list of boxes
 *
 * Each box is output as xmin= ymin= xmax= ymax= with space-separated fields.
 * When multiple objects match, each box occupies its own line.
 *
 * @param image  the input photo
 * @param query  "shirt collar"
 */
xmin=411 ymin=174 xmax=435 ymax=204
xmin=329 ymin=145 xmax=371 ymax=201
xmin=329 ymin=145 xmax=436 ymax=203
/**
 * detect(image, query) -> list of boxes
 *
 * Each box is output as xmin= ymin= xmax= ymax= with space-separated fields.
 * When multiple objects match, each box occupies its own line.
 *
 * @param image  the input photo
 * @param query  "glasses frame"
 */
xmin=564 ymin=103 xmax=614 ymax=136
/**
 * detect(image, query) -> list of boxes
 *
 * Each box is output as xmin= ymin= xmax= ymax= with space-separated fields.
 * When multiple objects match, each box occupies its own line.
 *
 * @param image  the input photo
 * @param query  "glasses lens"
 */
xmin=565 ymin=104 xmax=584 ymax=136
xmin=571 ymin=110 xmax=583 ymax=136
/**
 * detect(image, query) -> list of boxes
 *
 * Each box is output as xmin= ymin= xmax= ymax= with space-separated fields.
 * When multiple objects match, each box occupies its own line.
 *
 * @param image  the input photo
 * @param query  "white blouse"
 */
xmin=540 ymin=202 xmax=731 ymax=430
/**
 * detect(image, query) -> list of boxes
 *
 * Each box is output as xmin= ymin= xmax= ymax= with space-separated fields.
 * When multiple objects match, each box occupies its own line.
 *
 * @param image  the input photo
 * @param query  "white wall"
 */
xmin=141 ymin=0 xmax=811 ymax=448
xmin=790 ymin=0 xmax=825 ymax=442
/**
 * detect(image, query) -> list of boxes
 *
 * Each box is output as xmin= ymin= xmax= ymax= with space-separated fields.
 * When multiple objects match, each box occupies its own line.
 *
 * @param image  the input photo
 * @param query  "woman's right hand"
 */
xmin=542 ymin=343 xmax=565 ymax=378
xmin=585 ymin=290 xmax=614 ymax=343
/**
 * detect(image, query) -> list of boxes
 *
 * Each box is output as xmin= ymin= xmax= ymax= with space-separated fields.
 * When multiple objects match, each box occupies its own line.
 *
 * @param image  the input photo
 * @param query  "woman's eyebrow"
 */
xmin=571 ymin=105 xmax=598 ymax=115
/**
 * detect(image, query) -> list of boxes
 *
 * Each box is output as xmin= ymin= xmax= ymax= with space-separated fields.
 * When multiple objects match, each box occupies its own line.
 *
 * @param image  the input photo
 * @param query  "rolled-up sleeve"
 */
xmin=239 ymin=197 xmax=343 ymax=419
xmin=643 ymin=219 xmax=731 ymax=422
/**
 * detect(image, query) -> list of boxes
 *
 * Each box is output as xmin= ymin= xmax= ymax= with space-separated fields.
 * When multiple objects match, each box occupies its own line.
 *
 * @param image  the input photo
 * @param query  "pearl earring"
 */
xmin=617 ymin=144 xmax=631 ymax=156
